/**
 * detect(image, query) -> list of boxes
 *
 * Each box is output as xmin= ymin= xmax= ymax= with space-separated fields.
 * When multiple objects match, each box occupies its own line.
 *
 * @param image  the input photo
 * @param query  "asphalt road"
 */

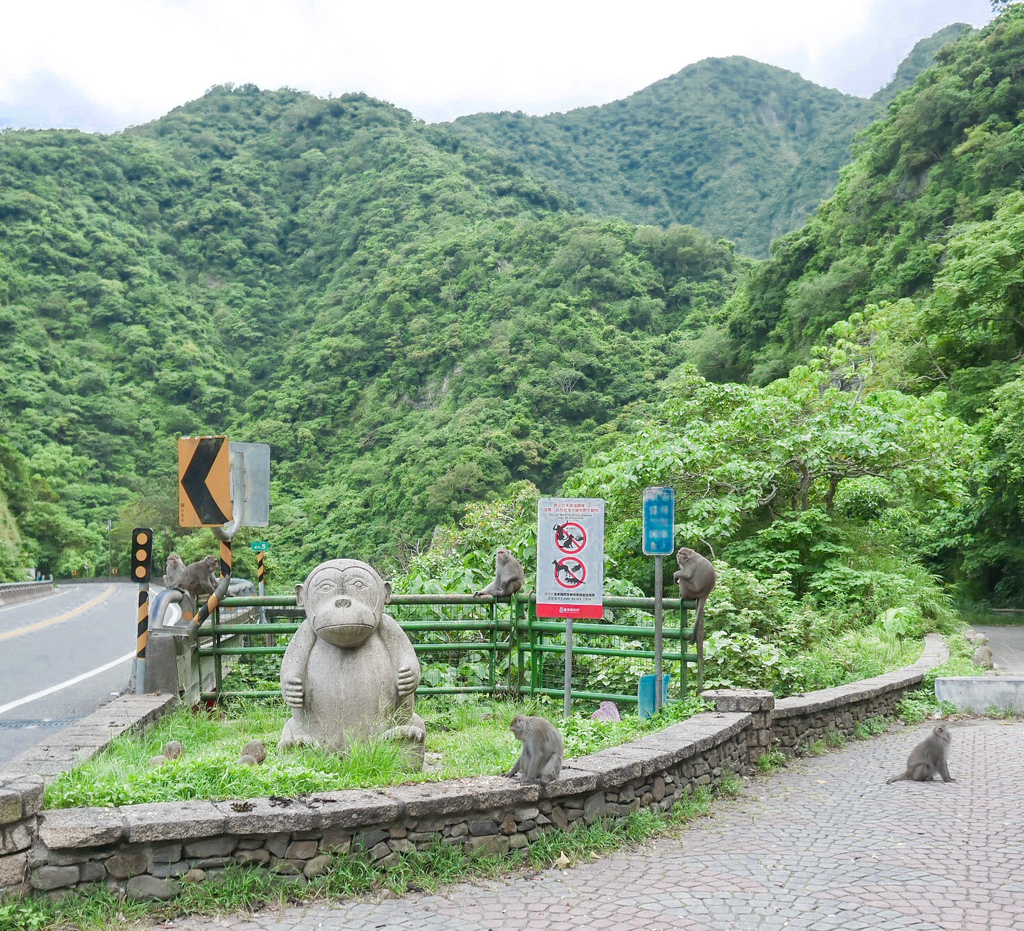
xmin=0 ymin=582 xmax=139 ymax=764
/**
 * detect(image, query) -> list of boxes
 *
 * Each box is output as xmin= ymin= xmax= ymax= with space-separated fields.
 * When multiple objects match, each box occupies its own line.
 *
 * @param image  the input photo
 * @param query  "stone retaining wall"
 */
xmin=0 ymin=633 xmax=948 ymax=901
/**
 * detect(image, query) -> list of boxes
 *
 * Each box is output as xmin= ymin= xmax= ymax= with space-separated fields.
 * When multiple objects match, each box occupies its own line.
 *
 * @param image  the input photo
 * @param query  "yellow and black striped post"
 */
xmin=130 ymin=528 xmax=153 ymax=693
xmin=194 ymin=537 xmax=232 ymax=627
xmin=257 ymin=551 xmax=265 ymax=588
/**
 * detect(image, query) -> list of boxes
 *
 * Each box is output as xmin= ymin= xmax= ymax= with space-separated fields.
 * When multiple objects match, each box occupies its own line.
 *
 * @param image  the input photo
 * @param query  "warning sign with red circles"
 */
xmin=536 ymin=497 xmax=605 ymax=619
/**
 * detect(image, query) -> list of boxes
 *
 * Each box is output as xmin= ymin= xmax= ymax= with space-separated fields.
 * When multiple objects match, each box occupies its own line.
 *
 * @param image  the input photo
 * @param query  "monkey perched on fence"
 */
xmin=504 ymin=713 xmax=564 ymax=786
xmin=673 ymin=547 xmax=716 ymax=656
xmin=474 ymin=547 xmax=526 ymax=598
xmin=172 ymin=555 xmax=221 ymax=599
xmin=887 ymin=724 xmax=955 ymax=784
xmin=163 ymin=553 xmax=186 ymax=588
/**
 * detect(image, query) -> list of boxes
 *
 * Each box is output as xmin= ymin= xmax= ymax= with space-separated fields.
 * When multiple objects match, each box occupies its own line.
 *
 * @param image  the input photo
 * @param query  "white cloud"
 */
xmin=0 ymin=0 xmax=998 ymax=132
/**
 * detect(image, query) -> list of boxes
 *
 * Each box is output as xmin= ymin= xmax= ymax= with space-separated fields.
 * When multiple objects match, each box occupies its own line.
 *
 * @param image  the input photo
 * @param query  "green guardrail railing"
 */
xmin=198 ymin=592 xmax=700 ymax=709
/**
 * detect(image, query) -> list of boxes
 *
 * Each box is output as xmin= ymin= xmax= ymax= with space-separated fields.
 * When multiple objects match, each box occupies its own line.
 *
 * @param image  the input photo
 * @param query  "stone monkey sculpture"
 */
xmin=673 ymin=547 xmax=716 ymax=662
xmin=505 ymin=713 xmax=564 ymax=786
xmin=887 ymin=724 xmax=955 ymax=783
xmin=279 ymin=558 xmax=426 ymax=768
xmin=474 ymin=547 xmax=526 ymax=598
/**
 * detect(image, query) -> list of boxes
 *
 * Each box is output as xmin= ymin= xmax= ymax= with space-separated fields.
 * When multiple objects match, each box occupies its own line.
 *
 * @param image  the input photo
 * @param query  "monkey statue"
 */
xmin=474 ymin=547 xmax=526 ymax=598
xmin=279 ymin=558 xmax=426 ymax=768
xmin=887 ymin=724 xmax=955 ymax=783
xmin=172 ymin=555 xmax=220 ymax=600
xmin=673 ymin=547 xmax=716 ymax=660
xmin=163 ymin=553 xmax=186 ymax=589
xmin=505 ymin=713 xmax=564 ymax=786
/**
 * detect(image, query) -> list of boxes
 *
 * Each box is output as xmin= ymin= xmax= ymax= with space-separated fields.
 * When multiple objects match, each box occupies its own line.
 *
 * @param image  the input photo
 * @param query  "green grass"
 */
xmin=45 ymin=695 xmax=711 ymax=809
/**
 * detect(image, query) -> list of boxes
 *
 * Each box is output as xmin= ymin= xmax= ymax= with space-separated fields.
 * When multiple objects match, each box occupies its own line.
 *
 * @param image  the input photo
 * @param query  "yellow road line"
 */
xmin=0 ymin=586 xmax=116 ymax=642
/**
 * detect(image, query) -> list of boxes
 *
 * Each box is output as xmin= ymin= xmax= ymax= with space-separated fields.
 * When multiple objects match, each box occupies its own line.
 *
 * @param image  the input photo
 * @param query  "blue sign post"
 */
xmin=642 ymin=487 xmax=675 ymax=713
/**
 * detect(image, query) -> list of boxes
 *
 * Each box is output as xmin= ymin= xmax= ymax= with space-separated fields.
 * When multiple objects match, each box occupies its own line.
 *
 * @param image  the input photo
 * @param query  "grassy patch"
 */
xmin=45 ymin=695 xmax=711 ymax=809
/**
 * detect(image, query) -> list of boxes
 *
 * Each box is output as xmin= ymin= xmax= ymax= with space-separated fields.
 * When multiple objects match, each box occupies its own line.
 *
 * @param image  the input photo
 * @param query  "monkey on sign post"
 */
xmin=474 ymin=547 xmax=526 ymax=598
xmin=172 ymin=555 xmax=220 ymax=600
xmin=673 ymin=547 xmax=716 ymax=662
xmin=886 ymin=724 xmax=955 ymax=784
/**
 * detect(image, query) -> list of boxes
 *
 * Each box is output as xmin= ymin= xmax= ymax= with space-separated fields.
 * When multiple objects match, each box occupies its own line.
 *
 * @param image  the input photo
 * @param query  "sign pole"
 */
xmin=563 ymin=617 xmax=573 ymax=719
xmin=642 ymin=487 xmax=675 ymax=716
xmin=252 ymin=541 xmax=270 ymax=645
xmin=654 ymin=554 xmax=664 ymax=713
xmin=129 ymin=528 xmax=153 ymax=694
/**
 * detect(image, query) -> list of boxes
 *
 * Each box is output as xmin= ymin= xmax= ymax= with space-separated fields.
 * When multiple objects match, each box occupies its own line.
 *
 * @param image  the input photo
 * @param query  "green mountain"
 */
xmin=0 ymin=85 xmax=741 ymax=579
xmin=443 ymin=30 xmax=973 ymax=259
xmin=0 ymin=12 xmax=1017 ymax=608
xmin=447 ymin=57 xmax=874 ymax=258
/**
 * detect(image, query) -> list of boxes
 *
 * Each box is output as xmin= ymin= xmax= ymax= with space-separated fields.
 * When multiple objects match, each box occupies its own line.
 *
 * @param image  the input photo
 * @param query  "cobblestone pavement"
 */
xmin=148 ymin=718 xmax=1024 ymax=931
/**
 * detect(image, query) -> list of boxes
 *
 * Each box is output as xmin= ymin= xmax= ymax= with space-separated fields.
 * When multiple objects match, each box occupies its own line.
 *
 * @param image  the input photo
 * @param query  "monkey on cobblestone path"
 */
xmin=886 ymin=724 xmax=954 ymax=783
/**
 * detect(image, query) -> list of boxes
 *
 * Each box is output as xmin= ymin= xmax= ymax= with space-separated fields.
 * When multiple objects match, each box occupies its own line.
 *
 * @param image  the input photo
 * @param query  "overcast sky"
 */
xmin=0 ymin=0 xmax=998 ymax=134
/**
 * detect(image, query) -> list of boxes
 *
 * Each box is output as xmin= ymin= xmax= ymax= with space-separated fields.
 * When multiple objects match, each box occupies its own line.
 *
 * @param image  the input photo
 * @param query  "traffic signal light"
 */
xmin=130 ymin=527 xmax=153 ymax=583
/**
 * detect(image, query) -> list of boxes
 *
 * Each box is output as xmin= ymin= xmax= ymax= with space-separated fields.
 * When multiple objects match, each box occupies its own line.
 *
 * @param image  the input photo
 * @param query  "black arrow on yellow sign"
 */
xmin=178 ymin=436 xmax=233 ymax=527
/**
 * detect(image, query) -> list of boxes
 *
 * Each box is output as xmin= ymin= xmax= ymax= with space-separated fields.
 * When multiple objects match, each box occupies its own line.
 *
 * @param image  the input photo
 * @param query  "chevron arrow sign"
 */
xmin=178 ymin=435 xmax=233 ymax=527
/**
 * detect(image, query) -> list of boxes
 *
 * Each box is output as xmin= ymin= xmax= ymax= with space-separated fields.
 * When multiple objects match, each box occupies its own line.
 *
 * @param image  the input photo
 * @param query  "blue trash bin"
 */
xmin=637 ymin=674 xmax=671 ymax=719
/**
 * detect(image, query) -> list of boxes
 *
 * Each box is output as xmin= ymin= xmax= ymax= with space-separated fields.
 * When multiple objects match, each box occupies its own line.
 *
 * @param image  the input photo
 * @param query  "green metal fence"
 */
xmin=198 ymin=592 xmax=700 ymax=710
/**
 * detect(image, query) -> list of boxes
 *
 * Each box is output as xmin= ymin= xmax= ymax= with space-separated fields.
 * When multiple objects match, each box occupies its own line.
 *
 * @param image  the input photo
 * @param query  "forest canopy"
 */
xmin=0 ymin=10 xmax=1021 ymax=620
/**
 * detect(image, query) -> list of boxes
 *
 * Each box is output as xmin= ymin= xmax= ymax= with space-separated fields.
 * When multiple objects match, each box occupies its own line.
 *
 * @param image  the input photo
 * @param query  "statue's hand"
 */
xmin=396 ymin=664 xmax=418 ymax=697
xmin=282 ymin=674 xmax=305 ymax=708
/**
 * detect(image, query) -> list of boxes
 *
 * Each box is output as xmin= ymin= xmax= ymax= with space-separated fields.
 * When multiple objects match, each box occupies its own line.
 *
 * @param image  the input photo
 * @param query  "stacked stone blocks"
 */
xmin=0 ymin=633 xmax=947 ymax=901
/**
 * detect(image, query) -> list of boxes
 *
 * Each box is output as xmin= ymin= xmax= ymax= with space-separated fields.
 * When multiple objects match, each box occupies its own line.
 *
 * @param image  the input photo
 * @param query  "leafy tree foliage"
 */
xmin=718 ymin=7 xmax=1024 ymax=600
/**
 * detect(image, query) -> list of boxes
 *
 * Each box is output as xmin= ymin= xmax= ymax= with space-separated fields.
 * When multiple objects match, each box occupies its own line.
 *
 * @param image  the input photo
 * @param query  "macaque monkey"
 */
xmin=239 ymin=739 xmax=267 ymax=766
xmin=673 ymin=547 xmax=716 ymax=657
xmin=887 ymin=724 xmax=954 ymax=783
xmin=474 ymin=547 xmax=526 ymax=598
xmin=973 ymin=645 xmax=994 ymax=669
xmin=505 ymin=713 xmax=564 ymax=785
xmin=149 ymin=739 xmax=184 ymax=767
xmin=173 ymin=555 xmax=221 ymax=599
xmin=163 ymin=553 xmax=186 ymax=588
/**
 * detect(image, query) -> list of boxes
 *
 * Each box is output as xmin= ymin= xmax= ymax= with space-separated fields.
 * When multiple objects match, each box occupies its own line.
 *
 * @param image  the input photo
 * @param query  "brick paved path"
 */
xmin=149 ymin=718 xmax=1024 ymax=931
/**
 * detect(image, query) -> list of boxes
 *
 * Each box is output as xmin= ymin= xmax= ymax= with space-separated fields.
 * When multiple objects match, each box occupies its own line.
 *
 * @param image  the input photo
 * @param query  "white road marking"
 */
xmin=0 ymin=650 xmax=135 ymax=715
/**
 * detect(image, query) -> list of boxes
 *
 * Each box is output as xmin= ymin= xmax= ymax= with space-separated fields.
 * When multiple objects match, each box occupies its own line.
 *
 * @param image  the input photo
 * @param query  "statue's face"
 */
xmin=297 ymin=560 xmax=389 ymax=648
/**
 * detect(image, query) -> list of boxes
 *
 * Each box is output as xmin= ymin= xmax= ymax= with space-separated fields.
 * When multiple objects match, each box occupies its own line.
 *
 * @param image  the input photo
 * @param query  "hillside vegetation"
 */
xmin=0 ymin=86 xmax=741 ymax=579
xmin=446 ymin=26 xmax=971 ymax=258
xmin=0 ymin=7 xmax=1020 ymax=667
xmin=713 ymin=8 xmax=1024 ymax=602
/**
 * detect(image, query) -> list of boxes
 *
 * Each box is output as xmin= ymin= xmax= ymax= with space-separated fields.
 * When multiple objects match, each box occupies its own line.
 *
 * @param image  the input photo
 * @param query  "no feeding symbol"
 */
xmin=553 ymin=521 xmax=586 ymax=554
xmin=553 ymin=556 xmax=586 ymax=589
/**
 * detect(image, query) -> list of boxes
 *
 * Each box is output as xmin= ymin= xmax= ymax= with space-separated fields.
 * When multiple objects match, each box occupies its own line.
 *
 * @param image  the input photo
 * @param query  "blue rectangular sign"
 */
xmin=642 ymin=486 xmax=675 ymax=556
